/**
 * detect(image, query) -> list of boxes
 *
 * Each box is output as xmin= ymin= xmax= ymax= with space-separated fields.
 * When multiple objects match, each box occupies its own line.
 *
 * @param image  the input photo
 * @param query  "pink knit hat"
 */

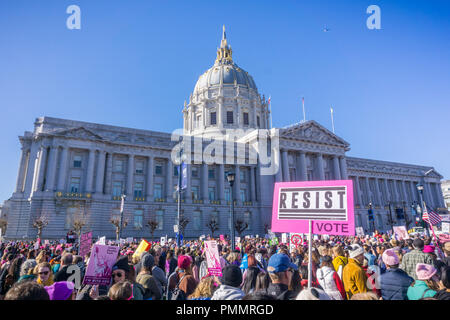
xmin=382 ymin=249 xmax=399 ymax=266
xmin=423 ymin=245 xmax=435 ymax=253
xmin=416 ymin=263 xmax=437 ymax=280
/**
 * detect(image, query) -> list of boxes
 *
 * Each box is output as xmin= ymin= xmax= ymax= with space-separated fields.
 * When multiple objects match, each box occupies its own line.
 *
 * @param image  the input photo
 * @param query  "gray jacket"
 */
xmin=211 ymin=285 xmax=245 ymax=300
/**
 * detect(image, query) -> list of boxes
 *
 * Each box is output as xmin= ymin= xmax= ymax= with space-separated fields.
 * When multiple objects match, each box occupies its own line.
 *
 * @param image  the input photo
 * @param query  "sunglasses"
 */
xmin=38 ymin=271 xmax=49 ymax=275
xmin=112 ymin=272 xmax=125 ymax=278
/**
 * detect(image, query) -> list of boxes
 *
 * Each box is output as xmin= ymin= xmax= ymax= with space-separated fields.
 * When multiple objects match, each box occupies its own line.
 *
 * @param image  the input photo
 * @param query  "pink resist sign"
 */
xmin=271 ymin=180 xmax=355 ymax=236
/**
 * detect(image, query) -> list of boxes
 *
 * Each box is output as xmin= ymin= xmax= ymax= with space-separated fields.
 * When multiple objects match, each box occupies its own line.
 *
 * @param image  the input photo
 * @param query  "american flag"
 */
xmin=422 ymin=206 xmax=442 ymax=226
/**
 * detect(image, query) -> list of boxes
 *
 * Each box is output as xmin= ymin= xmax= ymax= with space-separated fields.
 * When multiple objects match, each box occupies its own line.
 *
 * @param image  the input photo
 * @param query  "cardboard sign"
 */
xmin=356 ymin=227 xmax=365 ymax=237
xmin=281 ymin=233 xmax=288 ymax=244
xmin=34 ymin=239 xmax=40 ymax=250
xmin=44 ymin=240 xmax=50 ymax=246
xmin=132 ymin=239 xmax=151 ymax=260
xmin=97 ymin=236 xmax=106 ymax=245
xmin=393 ymin=226 xmax=409 ymax=240
xmin=160 ymin=237 xmax=166 ymax=246
xmin=79 ymin=232 xmax=92 ymax=258
xmin=271 ymin=180 xmax=354 ymax=235
xmin=83 ymin=244 xmax=119 ymax=286
xmin=289 ymin=233 xmax=302 ymax=253
xmin=441 ymin=222 xmax=450 ymax=234
xmin=204 ymin=240 xmax=222 ymax=277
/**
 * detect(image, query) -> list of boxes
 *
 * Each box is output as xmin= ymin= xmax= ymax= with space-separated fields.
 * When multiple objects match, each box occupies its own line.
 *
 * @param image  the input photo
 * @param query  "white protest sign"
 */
xmin=441 ymin=222 xmax=450 ymax=233
xmin=281 ymin=233 xmax=288 ymax=244
xmin=173 ymin=225 xmax=179 ymax=233
xmin=393 ymin=226 xmax=409 ymax=240
xmin=160 ymin=236 xmax=166 ymax=246
xmin=96 ymin=236 xmax=106 ymax=245
xmin=126 ymin=237 xmax=133 ymax=243
xmin=356 ymin=227 xmax=364 ymax=237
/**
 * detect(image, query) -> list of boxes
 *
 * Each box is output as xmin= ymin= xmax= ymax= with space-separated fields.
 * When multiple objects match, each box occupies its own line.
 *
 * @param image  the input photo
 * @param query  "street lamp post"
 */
xmin=416 ymin=183 xmax=430 ymax=238
xmin=226 ymin=172 xmax=236 ymax=251
xmin=119 ymin=194 xmax=126 ymax=240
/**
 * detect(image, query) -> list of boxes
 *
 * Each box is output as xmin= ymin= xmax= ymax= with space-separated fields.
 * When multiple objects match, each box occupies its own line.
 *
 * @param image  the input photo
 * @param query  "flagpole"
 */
xmin=330 ymin=107 xmax=335 ymax=133
xmin=421 ymin=200 xmax=431 ymax=238
xmin=269 ymin=96 xmax=272 ymax=129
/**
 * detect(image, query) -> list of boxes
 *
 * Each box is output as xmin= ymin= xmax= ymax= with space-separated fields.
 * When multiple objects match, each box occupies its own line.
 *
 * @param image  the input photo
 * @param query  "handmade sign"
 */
xmin=132 ymin=239 xmax=151 ymax=260
xmin=97 ymin=236 xmax=106 ymax=245
xmin=356 ymin=227 xmax=365 ymax=237
xmin=441 ymin=222 xmax=450 ymax=234
xmin=83 ymin=244 xmax=119 ymax=286
xmin=79 ymin=232 xmax=92 ymax=258
xmin=393 ymin=226 xmax=409 ymax=240
xmin=204 ymin=240 xmax=222 ymax=277
xmin=271 ymin=180 xmax=354 ymax=235
xmin=281 ymin=233 xmax=288 ymax=244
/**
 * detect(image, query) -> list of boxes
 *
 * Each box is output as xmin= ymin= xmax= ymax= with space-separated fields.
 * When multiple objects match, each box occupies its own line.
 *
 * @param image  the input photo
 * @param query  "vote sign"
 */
xmin=271 ymin=180 xmax=355 ymax=235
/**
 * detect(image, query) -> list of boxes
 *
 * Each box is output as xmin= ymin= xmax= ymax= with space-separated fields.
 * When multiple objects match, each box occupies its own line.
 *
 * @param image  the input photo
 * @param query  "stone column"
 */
xmin=35 ymin=146 xmax=48 ymax=192
xmin=316 ymin=153 xmax=325 ymax=180
xmin=185 ymin=163 xmax=192 ymax=203
xmin=339 ymin=156 xmax=348 ymax=179
xmin=375 ymin=179 xmax=383 ymax=206
xmin=355 ymin=177 xmax=364 ymax=206
xmin=44 ymin=146 xmax=58 ymax=192
xmin=146 ymin=156 xmax=154 ymax=200
xmin=364 ymin=177 xmax=372 ymax=205
xmin=297 ymin=151 xmax=307 ymax=181
xmin=383 ymin=179 xmax=391 ymax=203
xmin=218 ymin=98 xmax=223 ymax=128
xmin=95 ymin=150 xmax=106 ymax=194
xmin=127 ymin=154 xmax=135 ymax=197
xmin=23 ymin=142 xmax=39 ymax=195
xmin=274 ymin=149 xmax=282 ymax=182
xmin=234 ymin=165 xmax=241 ymax=204
xmin=165 ymin=158 xmax=172 ymax=201
xmin=332 ymin=156 xmax=341 ymax=180
xmin=218 ymin=164 xmax=225 ymax=202
xmin=105 ymin=153 xmax=113 ymax=195
xmin=15 ymin=146 xmax=29 ymax=193
xmin=435 ymin=182 xmax=445 ymax=208
xmin=202 ymin=163 xmax=209 ymax=201
xmin=409 ymin=181 xmax=418 ymax=203
xmin=426 ymin=182 xmax=435 ymax=207
xmin=250 ymin=166 xmax=256 ymax=202
xmin=281 ymin=149 xmax=289 ymax=182
xmin=255 ymin=164 xmax=261 ymax=202
xmin=401 ymin=180 xmax=408 ymax=203
xmin=56 ymin=146 xmax=69 ymax=192
xmin=85 ymin=149 xmax=96 ymax=193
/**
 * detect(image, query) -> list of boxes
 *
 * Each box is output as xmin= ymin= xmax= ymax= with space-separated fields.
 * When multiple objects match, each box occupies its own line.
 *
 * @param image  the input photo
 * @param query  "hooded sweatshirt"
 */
xmin=211 ymin=285 xmax=245 ymax=300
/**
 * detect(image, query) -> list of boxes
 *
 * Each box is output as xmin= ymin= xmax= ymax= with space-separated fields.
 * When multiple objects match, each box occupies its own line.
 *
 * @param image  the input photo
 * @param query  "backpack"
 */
xmin=170 ymin=274 xmax=187 ymax=300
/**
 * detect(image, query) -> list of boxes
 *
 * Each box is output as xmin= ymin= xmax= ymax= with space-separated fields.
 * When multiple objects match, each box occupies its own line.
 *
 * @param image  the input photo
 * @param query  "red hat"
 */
xmin=178 ymin=255 xmax=191 ymax=270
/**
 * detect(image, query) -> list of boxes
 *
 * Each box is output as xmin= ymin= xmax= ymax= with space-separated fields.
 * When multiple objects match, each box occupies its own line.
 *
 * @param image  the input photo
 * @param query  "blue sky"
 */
xmin=0 ymin=0 xmax=449 ymax=202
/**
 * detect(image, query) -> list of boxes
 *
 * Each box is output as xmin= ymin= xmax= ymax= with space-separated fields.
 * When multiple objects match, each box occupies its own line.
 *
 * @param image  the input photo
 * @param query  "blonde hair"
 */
xmin=351 ymin=292 xmax=379 ymax=300
xmin=332 ymin=246 xmax=345 ymax=258
xmin=226 ymin=252 xmax=240 ymax=264
xmin=35 ymin=250 xmax=47 ymax=264
xmin=188 ymin=277 xmax=215 ymax=299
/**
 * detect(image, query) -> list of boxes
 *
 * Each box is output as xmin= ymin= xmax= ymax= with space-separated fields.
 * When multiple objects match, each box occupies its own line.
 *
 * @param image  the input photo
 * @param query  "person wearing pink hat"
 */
xmin=167 ymin=255 xmax=198 ymax=299
xmin=379 ymin=249 xmax=414 ymax=300
xmin=406 ymin=263 xmax=439 ymax=300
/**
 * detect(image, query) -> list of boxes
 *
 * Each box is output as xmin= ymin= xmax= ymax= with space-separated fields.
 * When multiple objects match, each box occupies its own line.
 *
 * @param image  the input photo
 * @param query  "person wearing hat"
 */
xmin=423 ymin=245 xmax=446 ymax=277
xmin=265 ymin=253 xmax=298 ymax=300
xmin=443 ymin=242 xmax=450 ymax=268
xmin=211 ymin=265 xmax=245 ymax=300
xmin=316 ymin=255 xmax=346 ymax=300
xmin=45 ymin=281 xmax=76 ymax=300
xmin=407 ymin=263 xmax=439 ymax=300
xmin=136 ymin=254 xmax=161 ymax=300
xmin=296 ymin=287 xmax=331 ymax=300
xmin=109 ymin=255 xmax=144 ymax=300
xmin=379 ymin=249 xmax=414 ymax=300
xmin=168 ymin=255 xmax=198 ymax=299
xmin=400 ymin=238 xmax=433 ymax=280
xmin=342 ymin=244 xmax=368 ymax=299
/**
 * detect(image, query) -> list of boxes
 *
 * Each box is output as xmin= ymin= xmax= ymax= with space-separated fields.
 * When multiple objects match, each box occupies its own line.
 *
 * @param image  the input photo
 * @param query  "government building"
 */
xmin=3 ymin=28 xmax=447 ymax=240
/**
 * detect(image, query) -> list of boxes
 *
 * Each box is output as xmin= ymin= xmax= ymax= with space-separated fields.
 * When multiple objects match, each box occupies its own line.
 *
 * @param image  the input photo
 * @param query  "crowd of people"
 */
xmin=0 ymin=231 xmax=449 ymax=300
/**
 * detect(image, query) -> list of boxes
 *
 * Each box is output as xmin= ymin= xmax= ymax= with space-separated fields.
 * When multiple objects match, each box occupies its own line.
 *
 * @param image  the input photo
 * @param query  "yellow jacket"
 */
xmin=332 ymin=256 xmax=348 ymax=276
xmin=342 ymin=258 xmax=368 ymax=299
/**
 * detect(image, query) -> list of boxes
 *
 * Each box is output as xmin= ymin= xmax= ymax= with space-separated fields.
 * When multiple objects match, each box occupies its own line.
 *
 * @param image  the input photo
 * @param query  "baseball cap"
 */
xmin=267 ymin=253 xmax=298 ymax=273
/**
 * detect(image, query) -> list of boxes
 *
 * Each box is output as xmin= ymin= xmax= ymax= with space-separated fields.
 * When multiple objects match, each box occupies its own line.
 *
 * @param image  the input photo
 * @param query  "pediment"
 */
xmin=280 ymin=120 xmax=350 ymax=148
xmin=53 ymin=127 xmax=104 ymax=141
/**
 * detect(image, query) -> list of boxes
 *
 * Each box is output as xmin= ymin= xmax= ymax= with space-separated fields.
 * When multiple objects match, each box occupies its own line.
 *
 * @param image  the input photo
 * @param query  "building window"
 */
xmin=73 ymin=155 xmax=82 ymax=168
xmin=227 ymin=111 xmax=234 ymax=124
xmin=210 ymin=112 xmax=217 ymax=125
xmin=174 ymin=166 xmax=179 ymax=176
xmin=153 ymin=184 xmax=162 ymax=199
xmin=65 ymin=207 xmax=78 ymax=229
xmin=243 ymin=112 xmax=249 ymax=125
xmin=114 ymin=160 xmax=124 ymax=172
xmin=244 ymin=211 xmax=252 ymax=230
xmin=225 ymin=188 xmax=231 ymax=201
xmin=134 ymin=182 xmax=143 ymax=198
xmin=112 ymin=181 xmax=123 ymax=197
xmin=193 ymin=211 xmax=201 ymax=231
xmin=70 ymin=177 xmax=80 ymax=193
xmin=240 ymin=170 xmax=245 ymax=182
xmin=156 ymin=210 xmax=163 ymax=230
xmin=135 ymin=161 xmax=144 ymax=174
xmin=257 ymin=116 xmax=260 ymax=127
xmin=240 ymin=189 xmax=246 ymax=202
xmin=155 ymin=164 xmax=163 ymax=175
xmin=192 ymin=167 xmax=199 ymax=178
xmin=208 ymin=168 xmax=215 ymax=179
xmin=134 ymin=209 xmax=143 ymax=229
xmin=191 ymin=186 xmax=199 ymax=200
xmin=208 ymin=187 xmax=215 ymax=201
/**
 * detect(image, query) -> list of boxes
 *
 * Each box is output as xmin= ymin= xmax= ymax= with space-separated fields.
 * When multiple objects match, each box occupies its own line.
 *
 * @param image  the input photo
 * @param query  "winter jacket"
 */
xmin=434 ymin=289 xmax=450 ymax=300
xmin=400 ymin=249 xmax=433 ymax=280
xmin=211 ymin=284 xmax=245 ymax=300
xmin=168 ymin=271 xmax=198 ymax=298
xmin=332 ymin=256 xmax=348 ymax=279
xmin=380 ymin=268 xmax=414 ymax=300
xmin=406 ymin=280 xmax=437 ymax=300
xmin=316 ymin=266 xmax=346 ymax=300
xmin=342 ymin=258 xmax=368 ymax=299
xmin=152 ymin=266 xmax=167 ymax=294
xmin=136 ymin=273 xmax=162 ymax=300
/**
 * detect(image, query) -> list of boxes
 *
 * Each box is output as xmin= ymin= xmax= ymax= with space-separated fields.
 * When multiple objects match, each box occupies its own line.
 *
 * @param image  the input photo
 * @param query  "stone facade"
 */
xmin=4 ymin=28 xmax=446 ymax=239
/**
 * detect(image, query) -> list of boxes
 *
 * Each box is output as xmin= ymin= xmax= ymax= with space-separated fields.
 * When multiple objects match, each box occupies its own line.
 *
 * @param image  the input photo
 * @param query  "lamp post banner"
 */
xmin=271 ymin=180 xmax=355 ymax=235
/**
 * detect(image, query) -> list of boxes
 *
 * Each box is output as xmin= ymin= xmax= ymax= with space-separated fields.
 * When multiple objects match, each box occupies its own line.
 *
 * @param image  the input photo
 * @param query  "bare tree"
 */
xmin=235 ymin=219 xmax=248 ymax=238
xmin=110 ymin=216 xmax=128 ymax=241
xmin=179 ymin=215 xmax=190 ymax=238
xmin=0 ymin=218 xmax=7 ymax=236
xmin=32 ymin=213 xmax=49 ymax=239
xmin=147 ymin=217 xmax=159 ymax=242
xmin=73 ymin=212 xmax=88 ymax=241
xmin=206 ymin=218 xmax=219 ymax=238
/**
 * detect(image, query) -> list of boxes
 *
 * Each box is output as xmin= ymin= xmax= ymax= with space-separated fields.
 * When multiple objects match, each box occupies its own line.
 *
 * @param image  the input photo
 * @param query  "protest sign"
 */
xmin=356 ymin=227 xmax=364 ymax=237
xmin=281 ymin=233 xmax=288 ymax=244
xmin=289 ymin=233 xmax=302 ymax=253
xmin=79 ymin=232 xmax=92 ymax=258
xmin=96 ymin=236 xmax=106 ymax=245
xmin=132 ymin=239 xmax=151 ymax=260
xmin=34 ymin=238 xmax=40 ymax=250
xmin=204 ymin=240 xmax=222 ymax=277
xmin=393 ymin=226 xmax=409 ymax=240
xmin=126 ymin=237 xmax=133 ymax=243
xmin=44 ymin=240 xmax=50 ymax=246
xmin=271 ymin=180 xmax=355 ymax=235
xmin=83 ymin=244 xmax=119 ymax=286
xmin=160 ymin=236 xmax=166 ymax=246
xmin=442 ymin=222 xmax=450 ymax=234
